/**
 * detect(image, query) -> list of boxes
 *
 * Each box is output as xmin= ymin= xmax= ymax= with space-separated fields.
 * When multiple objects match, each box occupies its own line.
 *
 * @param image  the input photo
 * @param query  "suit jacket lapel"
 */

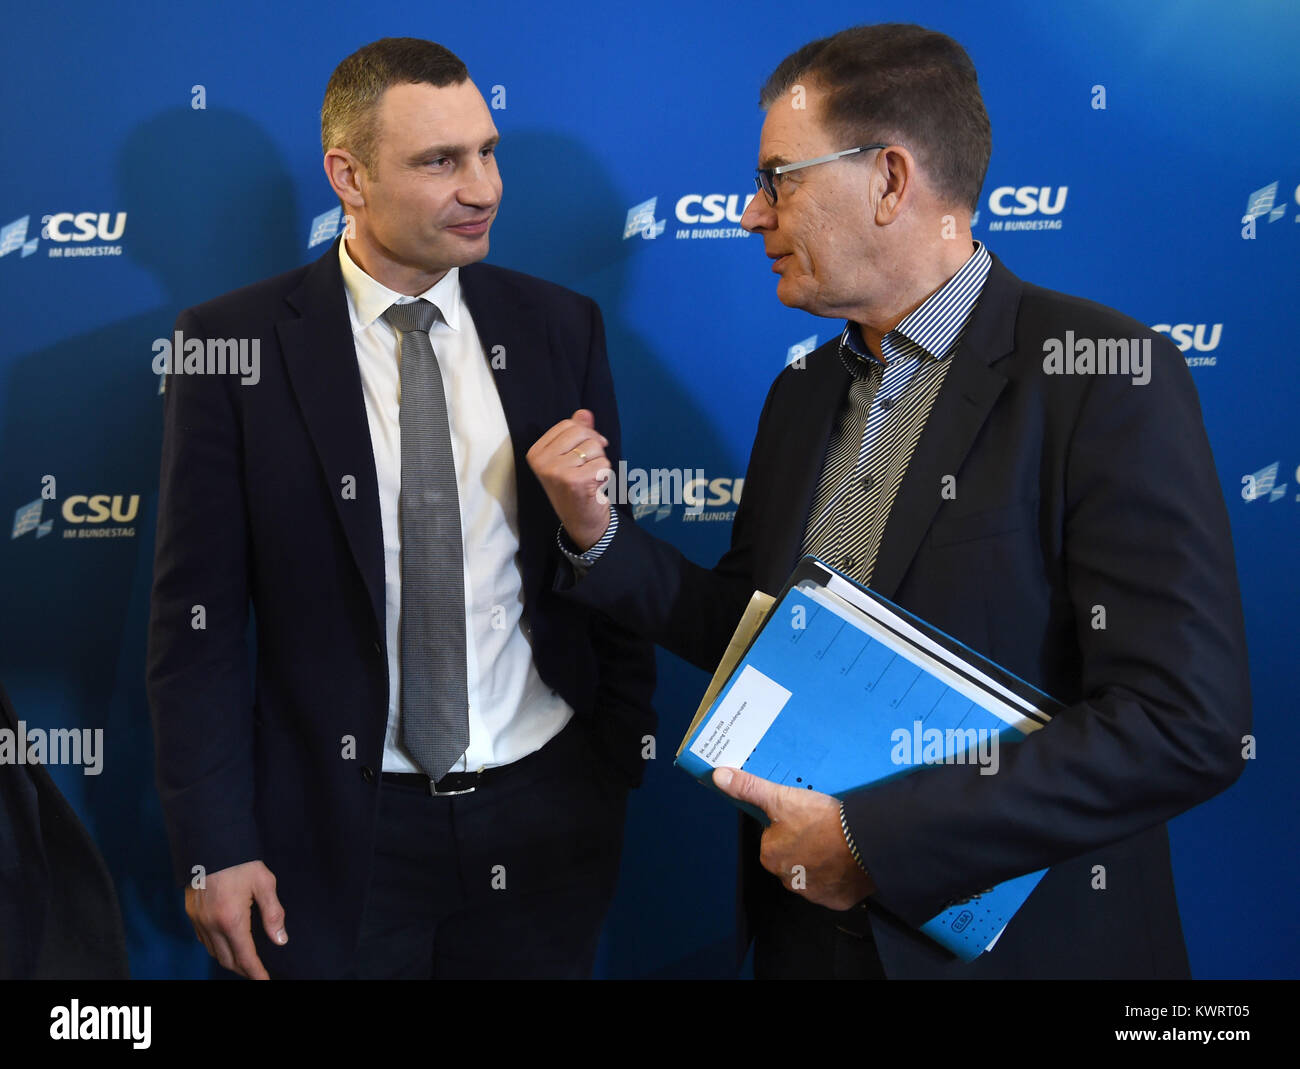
xmin=868 ymin=253 xmax=1022 ymax=600
xmin=278 ymin=239 xmax=386 ymax=635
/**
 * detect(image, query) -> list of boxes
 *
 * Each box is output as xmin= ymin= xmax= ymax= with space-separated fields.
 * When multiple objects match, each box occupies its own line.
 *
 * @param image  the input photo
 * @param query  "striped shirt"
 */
xmin=558 ymin=505 xmax=619 ymax=565
xmin=801 ymin=241 xmax=991 ymax=586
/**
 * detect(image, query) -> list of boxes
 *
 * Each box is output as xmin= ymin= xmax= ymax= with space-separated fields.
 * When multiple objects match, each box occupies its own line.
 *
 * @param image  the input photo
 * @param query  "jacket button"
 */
xmin=372 ymin=640 xmax=382 ymax=655
xmin=361 ymin=766 xmax=375 ymax=782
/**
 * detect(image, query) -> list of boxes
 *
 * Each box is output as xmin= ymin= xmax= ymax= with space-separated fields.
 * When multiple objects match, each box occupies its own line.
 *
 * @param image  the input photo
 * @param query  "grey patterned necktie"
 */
xmin=383 ymin=299 xmax=469 ymax=781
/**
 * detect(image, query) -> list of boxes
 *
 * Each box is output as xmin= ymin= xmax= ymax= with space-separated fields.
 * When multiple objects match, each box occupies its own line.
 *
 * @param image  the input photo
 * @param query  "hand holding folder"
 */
xmin=675 ymin=556 xmax=1063 ymax=962
xmin=710 ymin=764 xmax=877 ymax=908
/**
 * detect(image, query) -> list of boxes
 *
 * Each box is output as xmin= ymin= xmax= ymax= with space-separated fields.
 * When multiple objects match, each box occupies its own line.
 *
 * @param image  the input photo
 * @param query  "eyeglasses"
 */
xmin=753 ymin=143 xmax=889 ymax=205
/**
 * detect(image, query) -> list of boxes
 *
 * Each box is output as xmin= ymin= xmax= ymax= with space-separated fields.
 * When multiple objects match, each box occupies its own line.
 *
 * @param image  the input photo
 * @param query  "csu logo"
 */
xmin=684 ymin=476 xmax=743 ymax=508
xmin=1241 ymin=462 xmax=1295 ymax=504
xmin=41 ymin=212 xmax=127 ymax=242
xmin=62 ymin=494 xmax=140 ymax=523
xmin=1151 ymin=323 xmax=1222 ymax=353
xmin=627 ymin=193 xmax=754 ymax=240
xmin=987 ymin=186 xmax=1068 ymax=216
xmin=674 ymin=194 xmax=754 ymax=224
xmin=786 ymin=335 xmax=818 ymax=368
xmin=625 ymin=473 xmax=745 ymax=523
xmin=0 ymin=216 xmax=39 ymax=258
xmin=11 ymin=491 xmax=141 ymax=541
xmin=624 ymin=197 xmax=666 ymax=240
xmin=1243 ymin=181 xmax=1298 ymax=227
xmin=11 ymin=499 xmax=52 ymax=539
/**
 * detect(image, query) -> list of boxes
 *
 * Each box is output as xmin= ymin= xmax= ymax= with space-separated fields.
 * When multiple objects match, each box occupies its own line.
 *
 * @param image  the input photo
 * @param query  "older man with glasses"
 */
xmin=528 ymin=22 xmax=1249 ymax=979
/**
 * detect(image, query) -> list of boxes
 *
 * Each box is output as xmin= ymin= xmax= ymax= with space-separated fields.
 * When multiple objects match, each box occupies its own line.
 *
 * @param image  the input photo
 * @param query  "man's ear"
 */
xmin=873 ymin=144 xmax=915 ymax=225
xmin=324 ymin=148 xmax=367 ymax=209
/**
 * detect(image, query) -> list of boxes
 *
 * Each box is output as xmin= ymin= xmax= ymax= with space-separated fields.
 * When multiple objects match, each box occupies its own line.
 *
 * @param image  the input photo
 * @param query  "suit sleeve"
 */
xmin=568 ymin=298 xmax=657 ymax=782
xmin=843 ymin=337 xmax=1252 ymax=926
xmin=146 ymin=307 xmax=261 ymax=887
xmin=555 ymin=357 xmax=795 ymax=675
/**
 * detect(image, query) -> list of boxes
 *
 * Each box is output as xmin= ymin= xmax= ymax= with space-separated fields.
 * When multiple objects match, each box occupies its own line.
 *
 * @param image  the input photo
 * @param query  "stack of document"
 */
xmin=675 ymin=555 xmax=1062 ymax=961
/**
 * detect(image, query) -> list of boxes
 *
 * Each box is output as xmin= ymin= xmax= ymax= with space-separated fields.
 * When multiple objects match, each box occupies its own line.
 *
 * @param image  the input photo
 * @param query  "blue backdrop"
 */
xmin=1 ymin=0 xmax=1296 ymax=979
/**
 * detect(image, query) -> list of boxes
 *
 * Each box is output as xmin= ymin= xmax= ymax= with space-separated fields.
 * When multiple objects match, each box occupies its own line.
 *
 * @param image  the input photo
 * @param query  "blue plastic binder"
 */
xmin=675 ymin=556 xmax=1064 ymax=961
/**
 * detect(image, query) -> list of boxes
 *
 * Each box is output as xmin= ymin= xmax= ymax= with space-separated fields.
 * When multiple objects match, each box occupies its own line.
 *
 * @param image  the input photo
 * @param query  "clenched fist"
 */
xmin=526 ymin=409 xmax=613 ymax=551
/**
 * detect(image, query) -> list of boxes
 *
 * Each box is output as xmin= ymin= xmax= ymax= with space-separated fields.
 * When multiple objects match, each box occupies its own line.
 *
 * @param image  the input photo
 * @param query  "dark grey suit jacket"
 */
xmin=558 ymin=252 xmax=1250 ymax=978
xmin=0 ymin=679 xmax=129 ymax=978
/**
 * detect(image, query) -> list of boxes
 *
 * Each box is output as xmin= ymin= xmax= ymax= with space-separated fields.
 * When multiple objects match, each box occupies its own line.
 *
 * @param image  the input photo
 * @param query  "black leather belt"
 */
xmin=382 ymin=767 xmax=495 ymax=796
xmin=380 ymin=718 xmax=584 ymax=797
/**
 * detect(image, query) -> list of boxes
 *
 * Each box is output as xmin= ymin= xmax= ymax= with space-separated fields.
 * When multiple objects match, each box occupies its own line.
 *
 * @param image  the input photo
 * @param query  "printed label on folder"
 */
xmin=689 ymin=664 xmax=791 ymax=768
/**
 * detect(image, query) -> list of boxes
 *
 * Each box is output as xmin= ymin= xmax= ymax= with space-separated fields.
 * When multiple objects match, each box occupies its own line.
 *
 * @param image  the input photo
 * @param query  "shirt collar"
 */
xmin=838 ymin=239 xmax=991 ymax=374
xmin=338 ymin=237 xmax=462 ymax=335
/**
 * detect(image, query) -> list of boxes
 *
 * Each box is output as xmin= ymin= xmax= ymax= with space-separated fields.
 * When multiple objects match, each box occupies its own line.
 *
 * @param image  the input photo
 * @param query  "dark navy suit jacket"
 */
xmin=0 ymin=679 xmax=129 ymax=978
xmin=147 ymin=238 xmax=655 ymax=978
xmin=558 ymin=252 xmax=1251 ymax=978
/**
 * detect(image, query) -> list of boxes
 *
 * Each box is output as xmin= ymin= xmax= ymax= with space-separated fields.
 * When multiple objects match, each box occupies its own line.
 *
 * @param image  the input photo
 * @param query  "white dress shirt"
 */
xmin=338 ymin=238 xmax=573 ymax=773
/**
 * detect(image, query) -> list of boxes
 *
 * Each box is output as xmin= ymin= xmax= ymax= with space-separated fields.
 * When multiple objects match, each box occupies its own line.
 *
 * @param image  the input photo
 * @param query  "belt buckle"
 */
xmin=428 ymin=782 xmax=475 ymax=797
xmin=428 ymin=770 xmax=479 ymax=797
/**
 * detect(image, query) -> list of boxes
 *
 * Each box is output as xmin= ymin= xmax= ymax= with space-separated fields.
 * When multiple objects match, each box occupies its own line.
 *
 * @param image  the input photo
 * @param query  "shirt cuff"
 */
xmin=840 ymin=800 xmax=871 ymax=878
xmin=556 ymin=507 xmax=618 ymax=575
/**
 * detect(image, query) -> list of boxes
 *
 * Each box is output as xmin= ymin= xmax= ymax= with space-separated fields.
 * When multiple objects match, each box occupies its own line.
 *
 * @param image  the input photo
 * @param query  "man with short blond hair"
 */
xmin=148 ymin=37 xmax=654 ymax=980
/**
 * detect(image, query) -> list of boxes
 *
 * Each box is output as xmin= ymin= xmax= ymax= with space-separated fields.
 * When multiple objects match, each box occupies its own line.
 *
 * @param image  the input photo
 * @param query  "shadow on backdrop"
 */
xmin=0 ymin=107 xmax=298 ymax=979
xmin=490 ymin=128 xmax=747 ymax=978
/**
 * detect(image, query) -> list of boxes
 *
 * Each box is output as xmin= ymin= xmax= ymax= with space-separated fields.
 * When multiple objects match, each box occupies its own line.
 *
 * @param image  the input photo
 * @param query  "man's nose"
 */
xmin=741 ymin=191 xmax=775 ymax=232
xmin=459 ymin=157 xmax=500 ymax=207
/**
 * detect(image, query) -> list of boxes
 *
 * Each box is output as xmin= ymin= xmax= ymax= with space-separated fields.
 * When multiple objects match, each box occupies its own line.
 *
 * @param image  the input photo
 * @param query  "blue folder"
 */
xmin=675 ymin=556 xmax=1064 ymax=961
